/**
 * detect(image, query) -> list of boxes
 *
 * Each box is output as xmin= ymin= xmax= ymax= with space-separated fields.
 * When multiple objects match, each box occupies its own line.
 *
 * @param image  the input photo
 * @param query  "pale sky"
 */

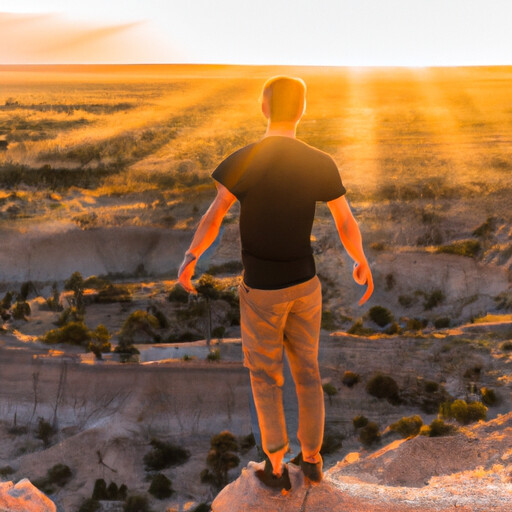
xmin=0 ymin=0 xmax=511 ymax=66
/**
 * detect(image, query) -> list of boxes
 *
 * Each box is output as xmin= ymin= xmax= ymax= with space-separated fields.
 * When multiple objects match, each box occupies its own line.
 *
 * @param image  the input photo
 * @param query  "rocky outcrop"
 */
xmin=0 ymin=478 xmax=56 ymax=512
xmin=212 ymin=413 xmax=512 ymax=512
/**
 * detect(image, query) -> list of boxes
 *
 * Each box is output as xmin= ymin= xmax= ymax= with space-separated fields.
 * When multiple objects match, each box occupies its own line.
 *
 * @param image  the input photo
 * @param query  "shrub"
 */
xmin=1 ymin=291 xmax=13 ymax=310
xmin=342 ymin=370 xmax=360 ymax=388
xmin=78 ymin=498 xmax=100 ymax=512
xmin=423 ymin=289 xmax=445 ymax=310
xmin=358 ymin=422 xmax=380 ymax=447
xmin=439 ymin=399 xmax=487 ymax=424
xmin=389 ymin=415 xmax=423 ymax=438
xmin=12 ymin=300 xmax=31 ymax=320
xmin=118 ymin=311 xmax=160 ymax=344
xmin=398 ymin=295 xmax=416 ymax=308
xmin=168 ymin=285 xmax=189 ymax=303
xmin=368 ymin=306 xmax=394 ymax=327
xmin=384 ymin=322 xmax=400 ymax=335
xmin=206 ymin=349 xmax=221 ymax=361
xmin=143 ymin=438 xmax=190 ymax=471
xmin=238 ymin=433 xmax=256 ymax=454
xmin=404 ymin=317 xmax=426 ymax=331
xmin=33 ymin=463 xmax=72 ymax=494
xmin=42 ymin=321 xmax=92 ymax=346
xmin=472 ymin=216 xmax=497 ymax=238
xmin=436 ymin=239 xmax=481 ymax=258
xmin=434 ymin=317 xmax=451 ymax=329
xmin=481 ymin=387 xmax=497 ymax=406
xmin=424 ymin=380 xmax=439 ymax=393
xmin=212 ymin=326 xmax=225 ymax=338
xmin=83 ymin=276 xmax=110 ymax=290
xmin=353 ymin=415 xmax=369 ymax=429
xmin=321 ymin=430 xmax=344 ymax=454
xmin=148 ymin=473 xmax=174 ymax=499
xmin=57 ymin=306 xmax=84 ymax=326
xmin=347 ymin=319 xmax=374 ymax=336
xmin=46 ymin=283 xmax=63 ymax=312
xmin=422 ymin=419 xmax=457 ymax=437
xmin=192 ymin=504 xmax=211 ymax=512
xmin=92 ymin=479 xmax=107 ymax=500
xmin=323 ymin=383 xmax=338 ymax=405
xmin=0 ymin=465 xmax=14 ymax=477
xmin=35 ymin=417 xmax=55 ymax=447
xmin=96 ymin=284 xmax=132 ymax=303
xmin=500 ymin=341 xmax=512 ymax=351
xmin=366 ymin=374 xmax=400 ymax=404
xmin=123 ymin=495 xmax=151 ymax=512
xmin=205 ymin=431 xmax=240 ymax=489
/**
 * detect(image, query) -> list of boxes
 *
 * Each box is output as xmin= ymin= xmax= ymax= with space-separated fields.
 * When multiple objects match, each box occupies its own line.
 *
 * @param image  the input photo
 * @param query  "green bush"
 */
xmin=366 ymin=374 xmax=400 ymax=404
xmin=35 ymin=417 xmax=55 ymax=447
xmin=57 ymin=306 xmax=84 ymax=326
xmin=143 ymin=438 xmax=190 ymax=471
xmin=0 ymin=465 xmax=14 ymax=477
xmin=96 ymin=284 xmax=132 ymax=303
xmin=168 ymin=285 xmax=189 ymax=303
xmin=389 ymin=415 xmax=423 ymax=438
xmin=500 ymin=341 xmax=512 ymax=351
xmin=321 ymin=310 xmax=337 ymax=330
xmin=92 ymin=479 xmax=107 ymax=500
xmin=368 ymin=306 xmax=394 ymax=327
xmin=424 ymin=380 xmax=439 ymax=393
xmin=33 ymin=463 xmax=72 ymax=494
xmin=481 ymin=387 xmax=497 ymax=406
xmin=12 ymin=300 xmax=31 ymax=320
xmin=78 ymin=498 xmax=100 ymax=512
xmin=123 ymin=495 xmax=151 ymax=512
xmin=323 ymin=382 xmax=338 ymax=405
xmin=118 ymin=310 xmax=160 ymax=344
xmin=436 ymin=239 xmax=481 ymax=258
xmin=207 ymin=261 xmax=243 ymax=275
xmin=420 ymin=419 xmax=457 ymax=437
xmin=321 ymin=430 xmax=344 ymax=454
xmin=398 ymin=295 xmax=415 ymax=308
xmin=148 ymin=473 xmax=174 ymax=499
xmin=191 ymin=504 xmax=211 ymax=512
xmin=42 ymin=321 xmax=92 ymax=346
xmin=423 ymin=289 xmax=445 ymax=310
xmin=434 ymin=317 xmax=451 ymax=329
xmin=206 ymin=349 xmax=221 ymax=361
xmin=347 ymin=319 xmax=374 ymax=336
xmin=205 ymin=431 xmax=240 ymax=489
xmin=358 ymin=422 xmax=381 ymax=447
xmin=353 ymin=415 xmax=369 ymax=429
xmin=342 ymin=370 xmax=360 ymax=388
xmin=238 ymin=433 xmax=256 ymax=454
xmin=439 ymin=399 xmax=487 ymax=424
xmin=212 ymin=326 xmax=225 ymax=338
xmin=83 ymin=276 xmax=110 ymax=290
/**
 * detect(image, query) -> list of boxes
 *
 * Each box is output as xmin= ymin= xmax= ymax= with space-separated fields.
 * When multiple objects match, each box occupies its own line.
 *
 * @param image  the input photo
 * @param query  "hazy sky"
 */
xmin=1 ymin=0 xmax=511 ymax=66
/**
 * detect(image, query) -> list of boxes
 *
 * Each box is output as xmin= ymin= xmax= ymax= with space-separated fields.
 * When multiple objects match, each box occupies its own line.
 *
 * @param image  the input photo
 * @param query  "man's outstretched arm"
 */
xmin=178 ymin=181 xmax=236 ymax=293
xmin=327 ymin=195 xmax=374 ymax=305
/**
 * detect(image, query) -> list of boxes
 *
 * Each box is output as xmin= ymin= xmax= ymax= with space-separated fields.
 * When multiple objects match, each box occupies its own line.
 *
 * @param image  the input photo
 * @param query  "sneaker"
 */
xmin=255 ymin=458 xmax=292 ymax=491
xmin=288 ymin=451 xmax=323 ymax=483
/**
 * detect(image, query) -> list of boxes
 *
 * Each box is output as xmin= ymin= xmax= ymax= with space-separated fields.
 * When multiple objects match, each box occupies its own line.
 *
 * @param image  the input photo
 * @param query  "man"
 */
xmin=178 ymin=75 xmax=373 ymax=491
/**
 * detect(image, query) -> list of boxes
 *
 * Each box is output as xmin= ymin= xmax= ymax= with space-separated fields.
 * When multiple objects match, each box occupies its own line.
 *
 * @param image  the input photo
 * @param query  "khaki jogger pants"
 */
xmin=239 ymin=275 xmax=324 ymax=474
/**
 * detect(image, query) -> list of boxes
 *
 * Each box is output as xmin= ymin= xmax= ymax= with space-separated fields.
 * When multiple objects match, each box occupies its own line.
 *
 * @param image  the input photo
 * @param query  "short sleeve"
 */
xmin=211 ymin=143 xmax=255 ymax=198
xmin=316 ymin=155 xmax=346 ymax=202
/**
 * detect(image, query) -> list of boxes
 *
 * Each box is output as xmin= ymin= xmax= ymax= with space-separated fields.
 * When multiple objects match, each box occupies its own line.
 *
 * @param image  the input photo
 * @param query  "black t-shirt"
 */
xmin=211 ymin=135 xmax=346 ymax=289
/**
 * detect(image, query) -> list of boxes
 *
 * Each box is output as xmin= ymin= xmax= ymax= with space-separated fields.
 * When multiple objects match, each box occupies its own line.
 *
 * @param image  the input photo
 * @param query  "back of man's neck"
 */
xmin=264 ymin=124 xmax=297 ymax=138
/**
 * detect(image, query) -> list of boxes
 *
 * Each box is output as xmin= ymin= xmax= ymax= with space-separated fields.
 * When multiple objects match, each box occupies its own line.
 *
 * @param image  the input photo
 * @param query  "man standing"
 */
xmin=178 ymin=75 xmax=373 ymax=491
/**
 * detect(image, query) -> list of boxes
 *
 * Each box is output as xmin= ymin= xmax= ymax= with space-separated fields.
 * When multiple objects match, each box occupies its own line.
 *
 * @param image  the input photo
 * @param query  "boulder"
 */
xmin=0 ymin=478 xmax=56 ymax=512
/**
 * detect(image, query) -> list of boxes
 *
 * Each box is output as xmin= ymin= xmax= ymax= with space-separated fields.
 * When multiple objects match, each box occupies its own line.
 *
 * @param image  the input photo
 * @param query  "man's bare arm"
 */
xmin=178 ymin=182 xmax=236 ymax=293
xmin=327 ymin=195 xmax=374 ymax=305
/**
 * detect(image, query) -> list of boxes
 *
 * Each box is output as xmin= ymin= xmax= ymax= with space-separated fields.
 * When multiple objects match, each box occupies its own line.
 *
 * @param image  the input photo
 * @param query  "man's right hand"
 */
xmin=353 ymin=260 xmax=373 ymax=306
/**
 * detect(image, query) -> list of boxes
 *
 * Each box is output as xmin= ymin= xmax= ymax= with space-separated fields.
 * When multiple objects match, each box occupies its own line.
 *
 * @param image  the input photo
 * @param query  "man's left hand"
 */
xmin=178 ymin=253 xmax=197 ymax=294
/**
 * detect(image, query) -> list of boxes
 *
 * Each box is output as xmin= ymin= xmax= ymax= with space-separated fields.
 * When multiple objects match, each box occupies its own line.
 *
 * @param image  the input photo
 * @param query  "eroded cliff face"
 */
xmin=212 ymin=412 xmax=512 ymax=512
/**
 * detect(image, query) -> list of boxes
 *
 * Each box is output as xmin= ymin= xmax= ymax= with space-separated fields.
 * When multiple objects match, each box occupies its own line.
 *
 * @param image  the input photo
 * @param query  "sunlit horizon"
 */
xmin=1 ymin=0 xmax=511 ymax=66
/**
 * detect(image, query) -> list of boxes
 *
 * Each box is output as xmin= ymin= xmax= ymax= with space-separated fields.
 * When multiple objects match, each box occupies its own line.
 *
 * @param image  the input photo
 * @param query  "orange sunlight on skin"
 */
xmin=178 ymin=83 xmax=374 ymax=305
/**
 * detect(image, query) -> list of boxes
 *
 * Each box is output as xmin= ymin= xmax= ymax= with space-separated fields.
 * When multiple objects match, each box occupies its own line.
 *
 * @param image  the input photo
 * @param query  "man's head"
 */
xmin=261 ymin=76 xmax=306 ymax=124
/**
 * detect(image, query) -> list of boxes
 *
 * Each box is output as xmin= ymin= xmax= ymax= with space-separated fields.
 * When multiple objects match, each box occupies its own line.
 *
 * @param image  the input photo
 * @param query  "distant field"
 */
xmin=0 ymin=64 xmax=510 ymax=242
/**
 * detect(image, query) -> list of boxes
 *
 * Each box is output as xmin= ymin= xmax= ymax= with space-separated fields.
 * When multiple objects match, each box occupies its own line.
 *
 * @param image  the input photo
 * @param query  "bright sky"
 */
xmin=1 ymin=0 xmax=511 ymax=66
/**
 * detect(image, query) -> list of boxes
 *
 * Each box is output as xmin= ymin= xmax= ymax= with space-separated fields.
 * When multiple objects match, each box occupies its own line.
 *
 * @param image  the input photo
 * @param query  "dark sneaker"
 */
xmin=288 ymin=451 xmax=323 ymax=483
xmin=255 ymin=459 xmax=292 ymax=491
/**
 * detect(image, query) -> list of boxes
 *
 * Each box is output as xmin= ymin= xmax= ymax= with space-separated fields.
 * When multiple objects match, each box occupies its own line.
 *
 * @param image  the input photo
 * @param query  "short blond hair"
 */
xmin=261 ymin=75 xmax=306 ymax=123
